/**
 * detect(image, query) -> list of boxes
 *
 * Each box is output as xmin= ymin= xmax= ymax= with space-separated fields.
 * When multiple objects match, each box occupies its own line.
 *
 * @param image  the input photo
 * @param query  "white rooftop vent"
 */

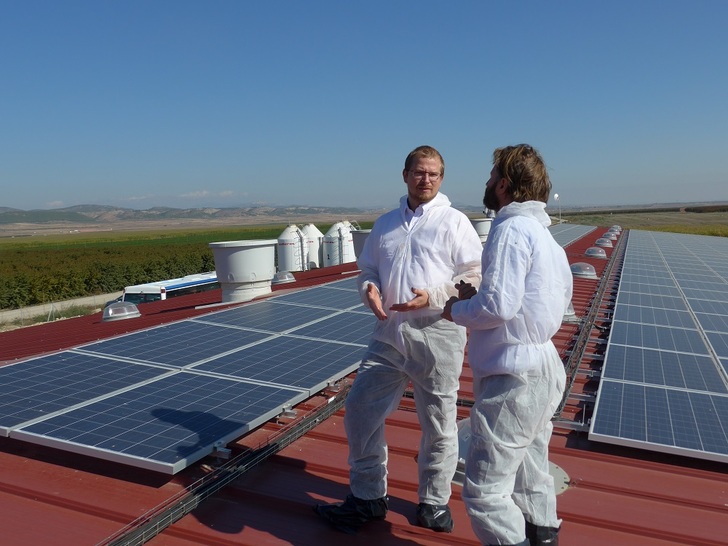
xmin=102 ymin=301 xmax=141 ymax=322
xmin=209 ymin=239 xmax=277 ymax=303
xmin=602 ymin=232 xmax=618 ymax=240
xmin=610 ymin=225 xmax=622 ymax=232
xmin=471 ymin=217 xmax=493 ymax=245
xmin=272 ymin=271 xmax=296 ymax=285
xmin=585 ymin=247 xmax=607 ymax=259
xmin=570 ymin=262 xmax=598 ymax=279
xmin=594 ymin=237 xmax=613 ymax=248
xmin=351 ymin=229 xmax=371 ymax=259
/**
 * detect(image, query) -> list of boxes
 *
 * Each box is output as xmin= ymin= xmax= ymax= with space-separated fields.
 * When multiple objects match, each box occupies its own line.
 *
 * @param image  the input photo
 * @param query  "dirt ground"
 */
xmin=0 ymin=213 xmax=384 ymax=239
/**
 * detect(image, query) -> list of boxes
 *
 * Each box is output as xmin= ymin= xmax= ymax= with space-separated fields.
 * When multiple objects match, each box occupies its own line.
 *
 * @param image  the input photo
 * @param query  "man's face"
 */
xmin=403 ymin=157 xmax=443 ymax=209
xmin=483 ymin=166 xmax=501 ymax=212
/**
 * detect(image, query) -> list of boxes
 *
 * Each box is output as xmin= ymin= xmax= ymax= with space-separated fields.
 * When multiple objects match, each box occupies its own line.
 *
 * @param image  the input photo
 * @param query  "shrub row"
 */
xmin=0 ymin=243 xmax=215 ymax=310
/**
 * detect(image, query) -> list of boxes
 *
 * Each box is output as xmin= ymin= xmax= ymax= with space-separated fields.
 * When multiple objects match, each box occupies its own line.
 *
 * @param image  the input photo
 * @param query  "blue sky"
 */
xmin=2 ymin=1 xmax=727 ymax=212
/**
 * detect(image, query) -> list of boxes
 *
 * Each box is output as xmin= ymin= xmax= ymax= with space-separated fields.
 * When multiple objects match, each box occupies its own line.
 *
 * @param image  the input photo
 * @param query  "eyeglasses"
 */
xmin=409 ymin=170 xmax=442 ymax=181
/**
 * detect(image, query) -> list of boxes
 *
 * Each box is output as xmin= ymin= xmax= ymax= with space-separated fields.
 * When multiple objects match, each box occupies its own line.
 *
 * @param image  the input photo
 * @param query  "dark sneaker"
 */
xmin=416 ymin=503 xmax=453 ymax=533
xmin=314 ymin=494 xmax=388 ymax=534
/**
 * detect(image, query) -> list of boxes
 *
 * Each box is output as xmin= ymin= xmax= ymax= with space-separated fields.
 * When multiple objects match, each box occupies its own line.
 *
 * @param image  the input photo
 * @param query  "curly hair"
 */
xmin=492 ymin=144 xmax=551 ymax=203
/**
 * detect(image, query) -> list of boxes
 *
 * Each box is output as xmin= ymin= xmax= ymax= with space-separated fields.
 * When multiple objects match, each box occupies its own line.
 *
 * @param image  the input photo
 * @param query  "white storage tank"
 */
xmin=277 ymin=224 xmax=306 ymax=272
xmin=208 ymin=239 xmax=277 ymax=303
xmin=323 ymin=221 xmax=356 ymax=267
xmin=302 ymin=223 xmax=324 ymax=269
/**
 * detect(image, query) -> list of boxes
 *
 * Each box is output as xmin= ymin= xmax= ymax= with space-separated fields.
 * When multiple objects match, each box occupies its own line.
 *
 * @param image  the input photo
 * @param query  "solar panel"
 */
xmin=548 ymin=224 xmax=597 ymax=247
xmin=3 ymin=276 xmax=371 ymax=473
xmin=192 ymin=300 xmax=336 ymax=332
xmin=590 ymin=230 xmax=728 ymax=463
xmin=273 ymin=282 xmax=364 ymax=310
xmin=11 ymin=371 xmax=306 ymax=474
xmin=0 ymin=352 xmax=170 ymax=435
xmin=590 ymin=380 xmax=728 ymax=462
xmin=76 ymin=321 xmax=272 ymax=367
xmin=189 ymin=335 xmax=364 ymax=394
xmin=289 ymin=311 xmax=375 ymax=345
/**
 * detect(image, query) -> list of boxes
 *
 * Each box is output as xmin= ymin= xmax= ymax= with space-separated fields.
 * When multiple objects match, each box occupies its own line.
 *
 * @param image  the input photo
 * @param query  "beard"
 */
xmin=483 ymin=184 xmax=500 ymax=212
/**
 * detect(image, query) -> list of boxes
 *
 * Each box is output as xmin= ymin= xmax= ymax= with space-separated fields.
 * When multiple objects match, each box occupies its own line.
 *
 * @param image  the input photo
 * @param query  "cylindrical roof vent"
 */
xmin=351 ymin=229 xmax=371 ymax=259
xmin=470 ymin=218 xmax=493 ymax=245
xmin=209 ymin=239 xmax=277 ymax=303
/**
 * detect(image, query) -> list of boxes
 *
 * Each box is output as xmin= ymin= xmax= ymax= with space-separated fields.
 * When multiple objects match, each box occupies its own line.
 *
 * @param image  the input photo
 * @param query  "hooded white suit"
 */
xmin=451 ymin=200 xmax=572 ymax=545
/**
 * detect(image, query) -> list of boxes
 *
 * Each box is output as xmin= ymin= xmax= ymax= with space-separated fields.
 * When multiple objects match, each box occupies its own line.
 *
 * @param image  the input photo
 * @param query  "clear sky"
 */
xmin=2 ymin=1 xmax=727 ymax=212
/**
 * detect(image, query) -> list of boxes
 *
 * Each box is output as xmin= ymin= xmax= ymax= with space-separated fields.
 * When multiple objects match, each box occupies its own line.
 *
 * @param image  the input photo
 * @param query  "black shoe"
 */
xmin=525 ymin=521 xmax=560 ymax=545
xmin=416 ymin=502 xmax=453 ymax=533
xmin=314 ymin=494 xmax=388 ymax=534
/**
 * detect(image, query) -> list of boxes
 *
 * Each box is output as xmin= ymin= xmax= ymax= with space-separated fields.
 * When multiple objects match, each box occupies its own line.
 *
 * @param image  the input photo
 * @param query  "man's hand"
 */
xmin=389 ymin=287 xmax=429 ymax=313
xmin=456 ymin=280 xmax=477 ymax=300
xmin=365 ymin=283 xmax=388 ymax=320
xmin=441 ymin=296 xmax=458 ymax=322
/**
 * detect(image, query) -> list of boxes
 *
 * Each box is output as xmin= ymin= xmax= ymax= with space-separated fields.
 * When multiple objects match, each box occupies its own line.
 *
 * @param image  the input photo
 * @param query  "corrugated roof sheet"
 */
xmin=0 ymin=230 xmax=726 ymax=546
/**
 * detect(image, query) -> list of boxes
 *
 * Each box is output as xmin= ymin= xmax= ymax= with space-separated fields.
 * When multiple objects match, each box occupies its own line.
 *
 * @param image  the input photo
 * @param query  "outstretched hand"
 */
xmin=389 ymin=287 xmax=429 ymax=313
xmin=365 ymin=283 xmax=388 ymax=320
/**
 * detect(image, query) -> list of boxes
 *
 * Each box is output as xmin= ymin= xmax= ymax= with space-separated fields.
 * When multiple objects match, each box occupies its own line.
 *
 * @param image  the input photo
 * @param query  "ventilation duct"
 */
xmin=470 ymin=217 xmax=493 ymax=245
xmin=209 ymin=240 xmax=277 ymax=303
xmin=351 ymin=229 xmax=371 ymax=259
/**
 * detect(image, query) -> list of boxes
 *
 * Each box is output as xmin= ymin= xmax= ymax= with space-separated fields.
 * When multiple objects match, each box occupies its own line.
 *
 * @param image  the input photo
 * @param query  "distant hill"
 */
xmin=0 ymin=204 xmax=393 ymax=225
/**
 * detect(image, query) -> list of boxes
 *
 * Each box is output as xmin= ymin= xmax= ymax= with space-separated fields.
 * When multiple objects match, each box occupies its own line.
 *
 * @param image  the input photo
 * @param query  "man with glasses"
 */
xmin=442 ymin=144 xmax=572 ymax=546
xmin=315 ymin=145 xmax=482 ymax=534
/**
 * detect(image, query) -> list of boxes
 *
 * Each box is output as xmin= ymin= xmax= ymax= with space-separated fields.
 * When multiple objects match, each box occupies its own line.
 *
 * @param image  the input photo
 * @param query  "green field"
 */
xmin=0 ymin=222 xmax=374 ymax=311
xmin=1 ymin=211 xmax=725 ymax=312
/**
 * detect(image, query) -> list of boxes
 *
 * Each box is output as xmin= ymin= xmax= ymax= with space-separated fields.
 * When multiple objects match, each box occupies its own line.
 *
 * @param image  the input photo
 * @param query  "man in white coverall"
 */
xmin=442 ymin=144 xmax=572 ymax=546
xmin=315 ymin=145 xmax=483 ymax=534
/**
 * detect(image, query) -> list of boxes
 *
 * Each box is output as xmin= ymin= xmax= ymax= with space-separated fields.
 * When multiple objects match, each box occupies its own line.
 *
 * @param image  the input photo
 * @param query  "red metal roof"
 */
xmin=0 ymin=233 xmax=726 ymax=546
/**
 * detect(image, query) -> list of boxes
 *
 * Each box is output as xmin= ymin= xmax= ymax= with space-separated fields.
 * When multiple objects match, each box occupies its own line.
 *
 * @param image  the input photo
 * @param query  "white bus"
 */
xmin=119 ymin=272 xmax=219 ymax=305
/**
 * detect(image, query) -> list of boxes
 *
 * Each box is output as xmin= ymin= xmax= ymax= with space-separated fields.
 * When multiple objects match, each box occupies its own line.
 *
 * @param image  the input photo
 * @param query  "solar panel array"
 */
xmin=0 ymin=278 xmax=371 ymax=474
xmin=590 ymin=230 xmax=728 ymax=463
xmin=548 ymin=224 xmax=597 ymax=247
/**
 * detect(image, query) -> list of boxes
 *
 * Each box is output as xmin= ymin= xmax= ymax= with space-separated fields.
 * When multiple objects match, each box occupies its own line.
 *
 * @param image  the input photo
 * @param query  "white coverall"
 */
xmin=346 ymin=192 xmax=482 ymax=505
xmin=450 ymin=200 xmax=572 ymax=545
